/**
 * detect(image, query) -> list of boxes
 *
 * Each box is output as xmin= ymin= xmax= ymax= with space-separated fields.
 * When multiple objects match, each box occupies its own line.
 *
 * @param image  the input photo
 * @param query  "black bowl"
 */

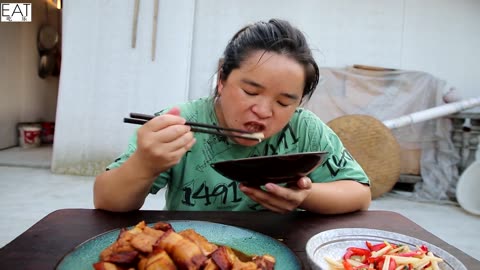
xmin=210 ymin=151 xmax=328 ymax=186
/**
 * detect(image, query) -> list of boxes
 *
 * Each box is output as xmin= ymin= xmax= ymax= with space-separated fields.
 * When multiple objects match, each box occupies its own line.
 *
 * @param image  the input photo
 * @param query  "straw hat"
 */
xmin=327 ymin=115 xmax=401 ymax=199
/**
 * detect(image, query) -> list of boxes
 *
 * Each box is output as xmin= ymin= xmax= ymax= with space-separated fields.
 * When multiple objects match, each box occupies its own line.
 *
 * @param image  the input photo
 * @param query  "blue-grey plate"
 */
xmin=56 ymin=220 xmax=300 ymax=270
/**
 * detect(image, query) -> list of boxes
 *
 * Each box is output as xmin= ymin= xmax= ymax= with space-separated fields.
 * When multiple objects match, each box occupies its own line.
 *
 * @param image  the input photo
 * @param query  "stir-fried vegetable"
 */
xmin=325 ymin=241 xmax=444 ymax=270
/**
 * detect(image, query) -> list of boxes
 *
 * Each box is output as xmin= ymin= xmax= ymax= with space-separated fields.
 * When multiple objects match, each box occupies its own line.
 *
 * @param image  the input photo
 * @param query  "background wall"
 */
xmin=0 ymin=0 xmax=60 ymax=149
xmin=7 ymin=0 xmax=475 ymax=175
xmin=51 ymin=0 xmax=195 ymax=174
xmin=189 ymin=0 xmax=480 ymax=100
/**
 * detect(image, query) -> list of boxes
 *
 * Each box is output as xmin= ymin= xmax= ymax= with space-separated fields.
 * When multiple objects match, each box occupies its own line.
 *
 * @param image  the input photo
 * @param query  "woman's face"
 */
xmin=215 ymin=51 xmax=305 ymax=146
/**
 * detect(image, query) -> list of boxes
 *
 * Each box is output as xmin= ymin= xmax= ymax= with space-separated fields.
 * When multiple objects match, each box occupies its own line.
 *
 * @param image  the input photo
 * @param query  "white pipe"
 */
xmin=383 ymin=96 xmax=480 ymax=129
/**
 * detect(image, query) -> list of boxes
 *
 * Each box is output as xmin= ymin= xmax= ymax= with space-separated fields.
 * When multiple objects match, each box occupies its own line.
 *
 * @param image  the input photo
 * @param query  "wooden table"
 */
xmin=0 ymin=209 xmax=478 ymax=269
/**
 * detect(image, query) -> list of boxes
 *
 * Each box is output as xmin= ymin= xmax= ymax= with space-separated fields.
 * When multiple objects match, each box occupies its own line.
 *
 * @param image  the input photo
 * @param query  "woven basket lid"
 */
xmin=327 ymin=115 xmax=401 ymax=199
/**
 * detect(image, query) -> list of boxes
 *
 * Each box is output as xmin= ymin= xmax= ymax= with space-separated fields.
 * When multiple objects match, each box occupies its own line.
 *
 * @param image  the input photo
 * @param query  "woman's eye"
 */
xmin=243 ymin=89 xmax=257 ymax=96
xmin=277 ymin=101 xmax=289 ymax=107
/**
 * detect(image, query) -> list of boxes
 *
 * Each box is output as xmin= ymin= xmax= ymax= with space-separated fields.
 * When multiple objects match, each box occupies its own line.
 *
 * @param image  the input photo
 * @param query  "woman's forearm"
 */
xmin=300 ymin=180 xmax=371 ymax=214
xmin=93 ymin=152 xmax=159 ymax=212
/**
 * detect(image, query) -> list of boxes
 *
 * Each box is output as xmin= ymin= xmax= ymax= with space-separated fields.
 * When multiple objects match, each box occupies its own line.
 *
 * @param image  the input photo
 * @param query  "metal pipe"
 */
xmin=383 ymin=96 xmax=480 ymax=129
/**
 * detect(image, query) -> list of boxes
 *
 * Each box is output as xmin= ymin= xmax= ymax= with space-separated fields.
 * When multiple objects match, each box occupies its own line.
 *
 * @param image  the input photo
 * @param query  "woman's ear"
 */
xmin=216 ymin=70 xmax=225 ymax=96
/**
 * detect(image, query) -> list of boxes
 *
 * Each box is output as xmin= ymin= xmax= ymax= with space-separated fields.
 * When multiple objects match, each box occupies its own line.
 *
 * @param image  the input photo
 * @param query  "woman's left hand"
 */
xmin=239 ymin=177 xmax=312 ymax=213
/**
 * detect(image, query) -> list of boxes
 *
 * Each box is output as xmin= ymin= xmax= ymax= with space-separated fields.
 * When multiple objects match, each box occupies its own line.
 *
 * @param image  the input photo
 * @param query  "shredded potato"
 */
xmin=324 ymin=240 xmax=444 ymax=270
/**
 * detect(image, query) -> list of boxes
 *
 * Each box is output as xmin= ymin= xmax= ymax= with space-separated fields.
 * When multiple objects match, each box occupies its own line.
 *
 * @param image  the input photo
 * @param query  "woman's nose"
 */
xmin=251 ymin=100 xmax=273 ymax=118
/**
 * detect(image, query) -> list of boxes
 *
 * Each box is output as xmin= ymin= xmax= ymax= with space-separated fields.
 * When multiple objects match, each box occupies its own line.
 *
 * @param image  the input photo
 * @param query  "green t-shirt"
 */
xmin=107 ymin=97 xmax=369 ymax=211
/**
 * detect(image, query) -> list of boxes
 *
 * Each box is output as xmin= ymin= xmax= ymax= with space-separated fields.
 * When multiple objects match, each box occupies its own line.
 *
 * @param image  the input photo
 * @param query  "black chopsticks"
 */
xmin=124 ymin=113 xmax=264 ymax=142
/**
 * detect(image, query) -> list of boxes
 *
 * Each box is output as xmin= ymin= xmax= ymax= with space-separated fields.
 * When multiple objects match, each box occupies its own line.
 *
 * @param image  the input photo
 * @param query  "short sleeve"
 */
xmin=105 ymin=131 xmax=138 ymax=171
xmin=298 ymin=111 xmax=370 ymax=185
xmin=105 ymin=129 xmax=169 ymax=194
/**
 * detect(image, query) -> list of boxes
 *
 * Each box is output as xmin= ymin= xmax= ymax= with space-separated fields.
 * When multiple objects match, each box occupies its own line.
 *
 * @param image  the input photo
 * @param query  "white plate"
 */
xmin=457 ymin=161 xmax=480 ymax=215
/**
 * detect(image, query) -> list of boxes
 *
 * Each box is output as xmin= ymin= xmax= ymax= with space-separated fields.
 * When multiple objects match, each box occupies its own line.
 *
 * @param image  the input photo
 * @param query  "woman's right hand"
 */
xmin=133 ymin=107 xmax=196 ymax=177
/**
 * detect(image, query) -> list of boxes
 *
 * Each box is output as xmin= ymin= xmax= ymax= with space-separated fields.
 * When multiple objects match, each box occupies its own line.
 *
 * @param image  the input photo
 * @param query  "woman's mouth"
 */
xmin=239 ymin=122 xmax=266 ymax=142
xmin=244 ymin=122 xmax=265 ymax=133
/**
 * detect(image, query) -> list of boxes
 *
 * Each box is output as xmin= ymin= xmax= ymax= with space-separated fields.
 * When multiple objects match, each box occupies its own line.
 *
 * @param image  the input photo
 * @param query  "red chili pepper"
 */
xmin=344 ymin=247 xmax=371 ymax=263
xmin=367 ymin=255 xmax=383 ymax=265
xmin=388 ymin=258 xmax=397 ymax=270
xmin=377 ymin=259 xmax=385 ymax=269
xmin=420 ymin=245 xmax=429 ymax=253
xmin=397 ymin=251 xmax=423 ymax=257
xmin=342 ymin=259 xmax=354 ymax=270
xmin=344 ymin=249 xmax=354 ymax=260
xmin=366 ymin=241 xmax=387 ymax=252
xmin=348 ymin=247 xmax=372 ymax=256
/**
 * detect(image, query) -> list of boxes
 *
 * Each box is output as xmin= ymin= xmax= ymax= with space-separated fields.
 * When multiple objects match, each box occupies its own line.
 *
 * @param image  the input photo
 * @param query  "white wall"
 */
xmin=189 ymin=0 xmax=479 ymax=100
xmin=52 ymin=0 xmax=480 ymax=176
xmin=0 ymin=0 xmax=59 ymax=149
xmin=51 ymin=0 xmax=195 ymax=175
xmin=402 ymin=0 xmax=480 ymax=99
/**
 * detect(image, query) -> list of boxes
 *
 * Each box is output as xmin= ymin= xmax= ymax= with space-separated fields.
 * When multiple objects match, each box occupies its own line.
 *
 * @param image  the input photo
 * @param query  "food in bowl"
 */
xmin=241 ymin=132 xmax=265 ymax=142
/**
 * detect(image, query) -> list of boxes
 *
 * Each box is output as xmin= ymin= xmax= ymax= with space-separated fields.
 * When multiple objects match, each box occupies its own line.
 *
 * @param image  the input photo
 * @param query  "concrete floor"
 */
xmin=0 ymin=146 xmax=479 ymax=260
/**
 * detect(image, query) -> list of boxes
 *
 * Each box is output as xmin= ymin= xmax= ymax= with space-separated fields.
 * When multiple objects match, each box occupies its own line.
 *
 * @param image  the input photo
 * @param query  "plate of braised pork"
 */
xmin=56 ymin=220 xmax=300 ymax=270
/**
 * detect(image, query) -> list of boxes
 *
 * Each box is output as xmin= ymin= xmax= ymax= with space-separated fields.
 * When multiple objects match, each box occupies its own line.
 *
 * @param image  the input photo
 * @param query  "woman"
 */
xmin=94 ymin=19 xmax=371 ymax=213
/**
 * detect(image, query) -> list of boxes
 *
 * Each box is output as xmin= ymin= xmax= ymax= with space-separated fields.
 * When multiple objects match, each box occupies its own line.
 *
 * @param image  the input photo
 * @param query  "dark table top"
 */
xmin=0 ymin=209 xmax=478 ymax=269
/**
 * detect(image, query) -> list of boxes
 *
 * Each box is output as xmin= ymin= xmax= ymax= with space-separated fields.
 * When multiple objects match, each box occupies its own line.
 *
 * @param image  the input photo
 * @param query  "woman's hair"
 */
xmin=216 ymin=19 xmax=320 ymax=101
